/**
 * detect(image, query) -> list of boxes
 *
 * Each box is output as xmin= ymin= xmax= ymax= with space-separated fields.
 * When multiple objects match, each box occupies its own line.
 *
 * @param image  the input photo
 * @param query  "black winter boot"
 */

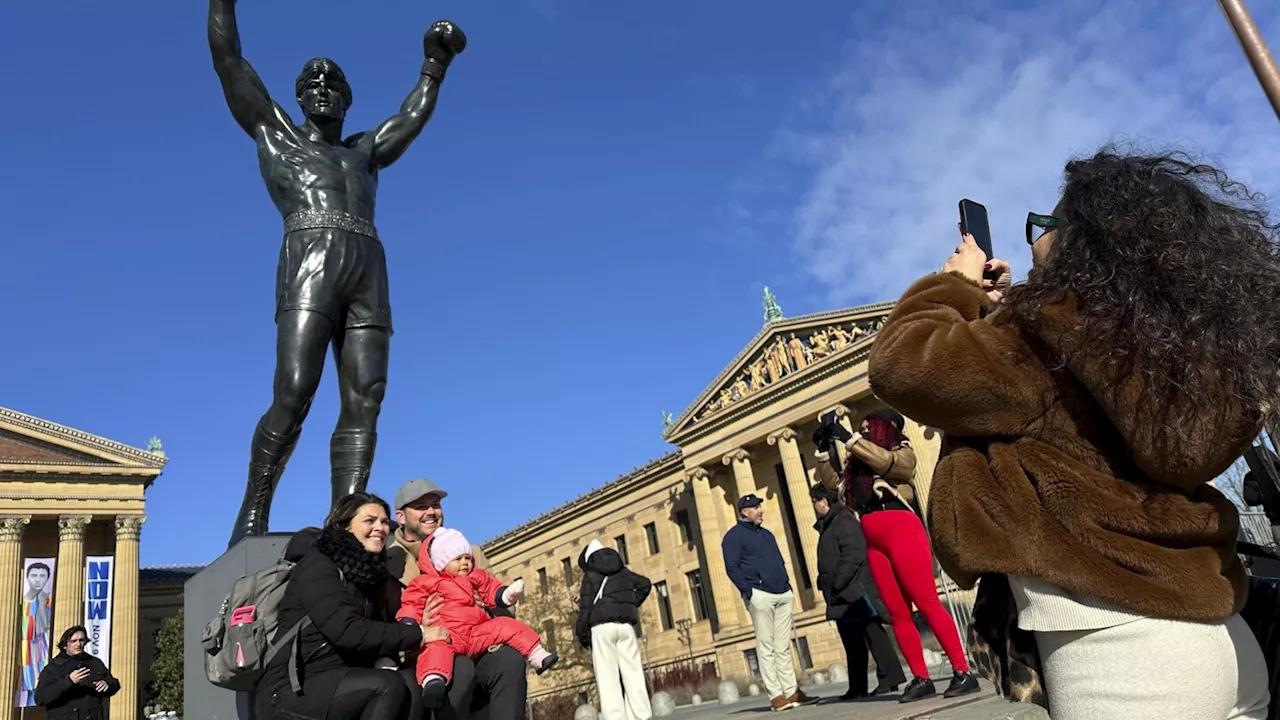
xmin=228 ymin=419 xmax=299 ymax=548
xmin=330 ymin=429 xmax=377 ymax=505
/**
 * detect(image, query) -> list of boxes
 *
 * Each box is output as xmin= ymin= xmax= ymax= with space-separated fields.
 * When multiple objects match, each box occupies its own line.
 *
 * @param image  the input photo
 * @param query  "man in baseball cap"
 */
xmin=722 ymin=493 xmax=819 ymax=710
xmin=386 ymin=478 xmax=489 ymax=588
xmin=385 ymin=478 xmax=522 ymax=717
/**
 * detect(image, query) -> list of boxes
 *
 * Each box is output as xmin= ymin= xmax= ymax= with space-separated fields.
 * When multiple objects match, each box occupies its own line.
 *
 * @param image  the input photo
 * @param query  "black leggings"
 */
xmin=837 ymin=618 xmax=906 ymax=694
xmin=326 ymin=669 xmax=411 ymax=720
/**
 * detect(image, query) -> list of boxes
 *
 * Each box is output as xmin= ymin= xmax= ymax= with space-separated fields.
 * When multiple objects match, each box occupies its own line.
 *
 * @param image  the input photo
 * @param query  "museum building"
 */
xmin=482 ymin=298 xmax=950 ymax=700
xmin=0 ymin=406 xmax=166 ymax=720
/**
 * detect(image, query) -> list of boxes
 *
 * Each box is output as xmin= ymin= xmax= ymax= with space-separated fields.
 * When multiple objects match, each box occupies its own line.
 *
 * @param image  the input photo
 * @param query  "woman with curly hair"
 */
xmin=815 ymin=410 xmax=978 ymax=703
xmin=868 ymin=145 xmax=1278 ymax=719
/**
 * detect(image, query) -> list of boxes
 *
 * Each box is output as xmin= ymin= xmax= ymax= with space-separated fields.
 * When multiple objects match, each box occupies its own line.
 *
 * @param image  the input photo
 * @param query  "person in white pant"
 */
xmin=576 ymin=539 xmax=653 ymax=720
xmin=722 ymin=494 xmax=820 ymax=712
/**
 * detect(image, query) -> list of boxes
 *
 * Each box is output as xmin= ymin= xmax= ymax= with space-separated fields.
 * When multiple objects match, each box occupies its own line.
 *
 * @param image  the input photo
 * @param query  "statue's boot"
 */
xmin=330 ymin=429 xmax=377 ymax=508
xmin=228 ymin=419 xmax=300 ymax=549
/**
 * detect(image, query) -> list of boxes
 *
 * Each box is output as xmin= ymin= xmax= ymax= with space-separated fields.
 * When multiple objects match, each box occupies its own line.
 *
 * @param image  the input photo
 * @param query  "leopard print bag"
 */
xmin=967 ymin=573 xmax=1049 ymax=711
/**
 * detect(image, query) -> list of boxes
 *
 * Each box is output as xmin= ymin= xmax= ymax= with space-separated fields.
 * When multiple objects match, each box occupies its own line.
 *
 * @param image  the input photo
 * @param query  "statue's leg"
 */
xmin=229 ymin=309 xmax=334 ymax=548
xmin=329 ymin=325 xmax=389 ymax=506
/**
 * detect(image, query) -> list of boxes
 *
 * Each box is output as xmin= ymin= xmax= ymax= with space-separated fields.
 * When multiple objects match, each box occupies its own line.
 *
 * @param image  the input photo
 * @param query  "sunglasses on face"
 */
xmin=1026 ymin=212 xmax=1063 ymax=245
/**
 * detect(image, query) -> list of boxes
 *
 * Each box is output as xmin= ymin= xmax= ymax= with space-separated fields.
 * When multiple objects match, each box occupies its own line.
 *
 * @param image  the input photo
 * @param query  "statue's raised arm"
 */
xmin=367 ymin=21 xmax=467 ymax=168
xmin=208 ymin=0 xmax=287 ymax=137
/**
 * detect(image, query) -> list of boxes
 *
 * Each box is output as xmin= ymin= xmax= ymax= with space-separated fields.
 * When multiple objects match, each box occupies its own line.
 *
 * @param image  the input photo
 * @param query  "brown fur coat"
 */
xmin=867 ymin=272 xmax=1255 ymax=704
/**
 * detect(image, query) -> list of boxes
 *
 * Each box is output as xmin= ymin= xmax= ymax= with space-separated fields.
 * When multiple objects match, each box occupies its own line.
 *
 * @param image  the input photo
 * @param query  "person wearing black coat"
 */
xmin=254 ymin=493 xmax=436 ymax=720
xmin=576 ymin=540 xmax=653 ymax=720
xmin=34 ymin=625 xmax=119 ymax=720
xmin=810 ymin=484 xmax=906 ymax=701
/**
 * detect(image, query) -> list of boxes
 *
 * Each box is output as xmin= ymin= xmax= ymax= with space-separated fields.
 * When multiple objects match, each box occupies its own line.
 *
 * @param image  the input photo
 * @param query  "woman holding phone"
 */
xmin=35 ymin=626 xmax=120 ymax=720
xmin=868 ymin=146 xmax=1277 ymax=719
xmin=816 ymin=410 xmax=976 ymax=703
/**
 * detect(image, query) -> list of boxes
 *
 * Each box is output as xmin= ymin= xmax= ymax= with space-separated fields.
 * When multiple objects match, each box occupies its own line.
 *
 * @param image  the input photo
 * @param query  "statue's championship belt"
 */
xmin=284 ymin=209 xmax=380 ymax=241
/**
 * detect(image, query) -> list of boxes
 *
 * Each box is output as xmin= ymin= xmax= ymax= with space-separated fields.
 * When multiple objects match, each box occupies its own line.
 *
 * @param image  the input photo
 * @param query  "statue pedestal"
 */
xmin=184 ymin=533 xmax=294 ymax=720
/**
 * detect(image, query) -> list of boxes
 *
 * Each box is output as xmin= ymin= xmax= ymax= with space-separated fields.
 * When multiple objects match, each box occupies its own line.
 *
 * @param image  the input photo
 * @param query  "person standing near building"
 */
xmin=722 ymin=494 xmax=819 ymax=712
xmin=809 ymin=484 xmax=905 ymax=700
xmin=576 ymin=539 xmax=653 ymax=720
xmin=34 ymin=626 xmax=119 ymax=720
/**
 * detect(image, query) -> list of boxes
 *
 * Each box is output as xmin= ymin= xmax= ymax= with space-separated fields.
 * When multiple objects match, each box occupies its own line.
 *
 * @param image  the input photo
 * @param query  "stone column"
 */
xmin=110 ymin=515 xmax=144 ymax=720
xmin=54 ymin=516 xmax=93 ymax=636
xmin=722 ymin=448 xmax=802 ymax=610
xmin=688 ymin=468 xmax=747 ymax=629
xmin=901 ymin=419 xmax=938 ymax=515
xmin=0 ymin=516 xmax=31 ymax=720
xmin=721 ymin=448 xmax=755 ymax=505
xmin=767 ymin=428 xmax=821 ymax=595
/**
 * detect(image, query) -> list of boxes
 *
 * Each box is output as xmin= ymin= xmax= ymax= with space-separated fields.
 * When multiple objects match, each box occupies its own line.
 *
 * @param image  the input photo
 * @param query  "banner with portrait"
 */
xmin=16 ymin=557 xmax=55 ymax=707
xmin=84 ymin=556 xmax=113 ymax=664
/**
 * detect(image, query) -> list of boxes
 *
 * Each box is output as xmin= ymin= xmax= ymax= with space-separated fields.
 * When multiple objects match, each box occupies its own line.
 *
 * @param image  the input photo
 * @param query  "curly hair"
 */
xmin=1005 ymin=144 xmax=1280 ymax=436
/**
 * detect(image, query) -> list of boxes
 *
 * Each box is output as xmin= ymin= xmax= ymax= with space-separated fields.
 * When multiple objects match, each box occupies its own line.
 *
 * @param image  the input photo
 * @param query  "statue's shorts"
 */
xmin=276 ymin=209 xmax=392 ymax=334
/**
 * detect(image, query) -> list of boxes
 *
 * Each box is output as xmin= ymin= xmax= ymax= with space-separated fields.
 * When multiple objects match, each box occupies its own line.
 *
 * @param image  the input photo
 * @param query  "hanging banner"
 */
xmin=16 ymin=557 xmax=55 ymax=707
xmin=84 ymin=556 xmax=114 ymax=664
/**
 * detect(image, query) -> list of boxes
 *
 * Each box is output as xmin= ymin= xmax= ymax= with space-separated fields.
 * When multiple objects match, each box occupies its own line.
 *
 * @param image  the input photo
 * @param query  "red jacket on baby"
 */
xmin=395 ymin=528 xmax=547 ymax=686
xmin=396 ymin=558 xmax=508 ymax=633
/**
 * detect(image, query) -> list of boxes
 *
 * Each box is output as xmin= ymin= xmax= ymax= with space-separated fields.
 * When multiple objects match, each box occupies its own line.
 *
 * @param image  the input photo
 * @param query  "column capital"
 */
xmin=114 ymin=515 xmax=146 ymax=540
xmin=721 ymin=448 xmax=751 ymax=465
xmin=0 ymin=516 xmax=30 ymax=542
xmin=686 ymin=467 xmax=712 ymax=483
xmin=816 ymin=404 xmax=851 ymax=421
xmin=58 ymin=515 xmax=93 ymax=540
xmin=766 ymin=427 xmax=799 ymax=446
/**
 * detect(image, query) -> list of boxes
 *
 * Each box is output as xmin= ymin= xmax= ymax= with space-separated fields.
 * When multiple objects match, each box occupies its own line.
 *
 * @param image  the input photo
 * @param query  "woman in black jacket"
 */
xmin=810 ymin=484 xmax=905 ymax=701
xmin=254 ymin=492 xmax=442 ymax=720
xmin=34 ymin=625 xmax=119 ymax=720
xmin=576 ymin=540 xmax=653 ymax=720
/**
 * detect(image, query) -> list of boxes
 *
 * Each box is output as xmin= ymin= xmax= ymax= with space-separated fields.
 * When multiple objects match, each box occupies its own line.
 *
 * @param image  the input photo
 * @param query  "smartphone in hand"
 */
xmin=958 ymin=199 xmax=993 ymax=260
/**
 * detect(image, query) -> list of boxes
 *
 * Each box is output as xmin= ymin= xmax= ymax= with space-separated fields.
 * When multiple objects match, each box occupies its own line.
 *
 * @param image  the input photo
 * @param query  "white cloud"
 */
xmin=757 ymin=0 xmax=1280 ymax=306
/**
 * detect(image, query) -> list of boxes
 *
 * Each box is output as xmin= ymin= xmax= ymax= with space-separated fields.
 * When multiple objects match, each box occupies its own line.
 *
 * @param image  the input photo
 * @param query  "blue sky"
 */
xmin=3 ymin=0 xmax=1279 ymax=567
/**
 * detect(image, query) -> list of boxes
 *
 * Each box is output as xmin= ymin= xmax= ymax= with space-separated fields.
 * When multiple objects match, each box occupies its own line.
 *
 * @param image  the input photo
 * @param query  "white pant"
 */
xmin=746 ymin=589 xmax=798 ymax=699
xmin=1036 ymin=613 xmax=1270 ymax=720
xmin=591 ymin=623 xmax=652 ymax=720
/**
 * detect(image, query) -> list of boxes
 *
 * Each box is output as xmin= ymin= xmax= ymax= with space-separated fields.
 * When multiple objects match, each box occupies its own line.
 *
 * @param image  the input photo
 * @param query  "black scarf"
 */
xmin=314 ymin=526 xmax=389 ymax=591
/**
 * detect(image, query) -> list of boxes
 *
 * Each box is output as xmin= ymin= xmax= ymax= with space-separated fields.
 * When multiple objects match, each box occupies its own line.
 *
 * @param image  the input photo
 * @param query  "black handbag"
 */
xmin=825 ymin=588 xmax=880 ymax=623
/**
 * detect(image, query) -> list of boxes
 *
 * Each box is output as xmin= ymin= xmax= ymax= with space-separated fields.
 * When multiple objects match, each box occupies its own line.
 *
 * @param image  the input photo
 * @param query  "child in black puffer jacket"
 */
xmin=576 ymin=540 xmax=653 ymax=720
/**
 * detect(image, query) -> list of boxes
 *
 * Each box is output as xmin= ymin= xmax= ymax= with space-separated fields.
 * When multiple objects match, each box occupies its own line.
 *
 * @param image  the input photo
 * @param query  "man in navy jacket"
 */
xmin=722 ymin=494 xmax=819 ymax=711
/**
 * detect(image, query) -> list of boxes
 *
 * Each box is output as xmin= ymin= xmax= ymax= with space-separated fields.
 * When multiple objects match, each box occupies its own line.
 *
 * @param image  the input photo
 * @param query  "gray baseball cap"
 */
xmin=394 ymin=478 xmax=449 ymax=509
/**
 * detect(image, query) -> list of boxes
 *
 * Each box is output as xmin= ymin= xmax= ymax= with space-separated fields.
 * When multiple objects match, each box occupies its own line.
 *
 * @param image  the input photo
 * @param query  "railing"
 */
xmin=1241 ymin=511 xmax=1276 ymax=547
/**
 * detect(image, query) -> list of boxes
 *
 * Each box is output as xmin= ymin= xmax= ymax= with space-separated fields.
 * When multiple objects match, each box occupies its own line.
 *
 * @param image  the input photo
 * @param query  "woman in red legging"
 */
xmin=817 ymin=408 xmax=978 ymax=703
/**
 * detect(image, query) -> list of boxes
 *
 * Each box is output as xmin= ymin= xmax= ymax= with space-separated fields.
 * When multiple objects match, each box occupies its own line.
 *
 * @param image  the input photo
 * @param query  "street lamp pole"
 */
xmin=1219 ymin=0 xmax=1280 ymax=119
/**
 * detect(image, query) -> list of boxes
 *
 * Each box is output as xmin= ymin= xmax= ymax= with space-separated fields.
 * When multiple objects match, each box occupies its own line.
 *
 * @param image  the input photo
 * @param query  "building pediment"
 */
xmin=663 ymin=302 xmax=894 ymax=443
xmin=0 ymin=406 xmax=167 ymax=477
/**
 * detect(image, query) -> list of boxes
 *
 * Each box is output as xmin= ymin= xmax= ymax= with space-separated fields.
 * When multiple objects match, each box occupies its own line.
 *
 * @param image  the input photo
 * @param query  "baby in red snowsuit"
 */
xmin=396 ymin=527 xmax=557 ymax=708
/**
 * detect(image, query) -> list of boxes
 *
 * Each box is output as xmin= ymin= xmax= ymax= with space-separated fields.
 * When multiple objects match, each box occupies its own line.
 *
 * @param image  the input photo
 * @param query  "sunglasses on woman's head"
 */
xmin=1026 ymin=212 xmax=1062 ymax=245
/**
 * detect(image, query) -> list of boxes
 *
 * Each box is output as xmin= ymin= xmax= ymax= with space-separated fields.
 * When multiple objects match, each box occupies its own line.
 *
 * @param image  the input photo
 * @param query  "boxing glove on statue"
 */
xmin=422 ymin=20 xmax=467 ymax=82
